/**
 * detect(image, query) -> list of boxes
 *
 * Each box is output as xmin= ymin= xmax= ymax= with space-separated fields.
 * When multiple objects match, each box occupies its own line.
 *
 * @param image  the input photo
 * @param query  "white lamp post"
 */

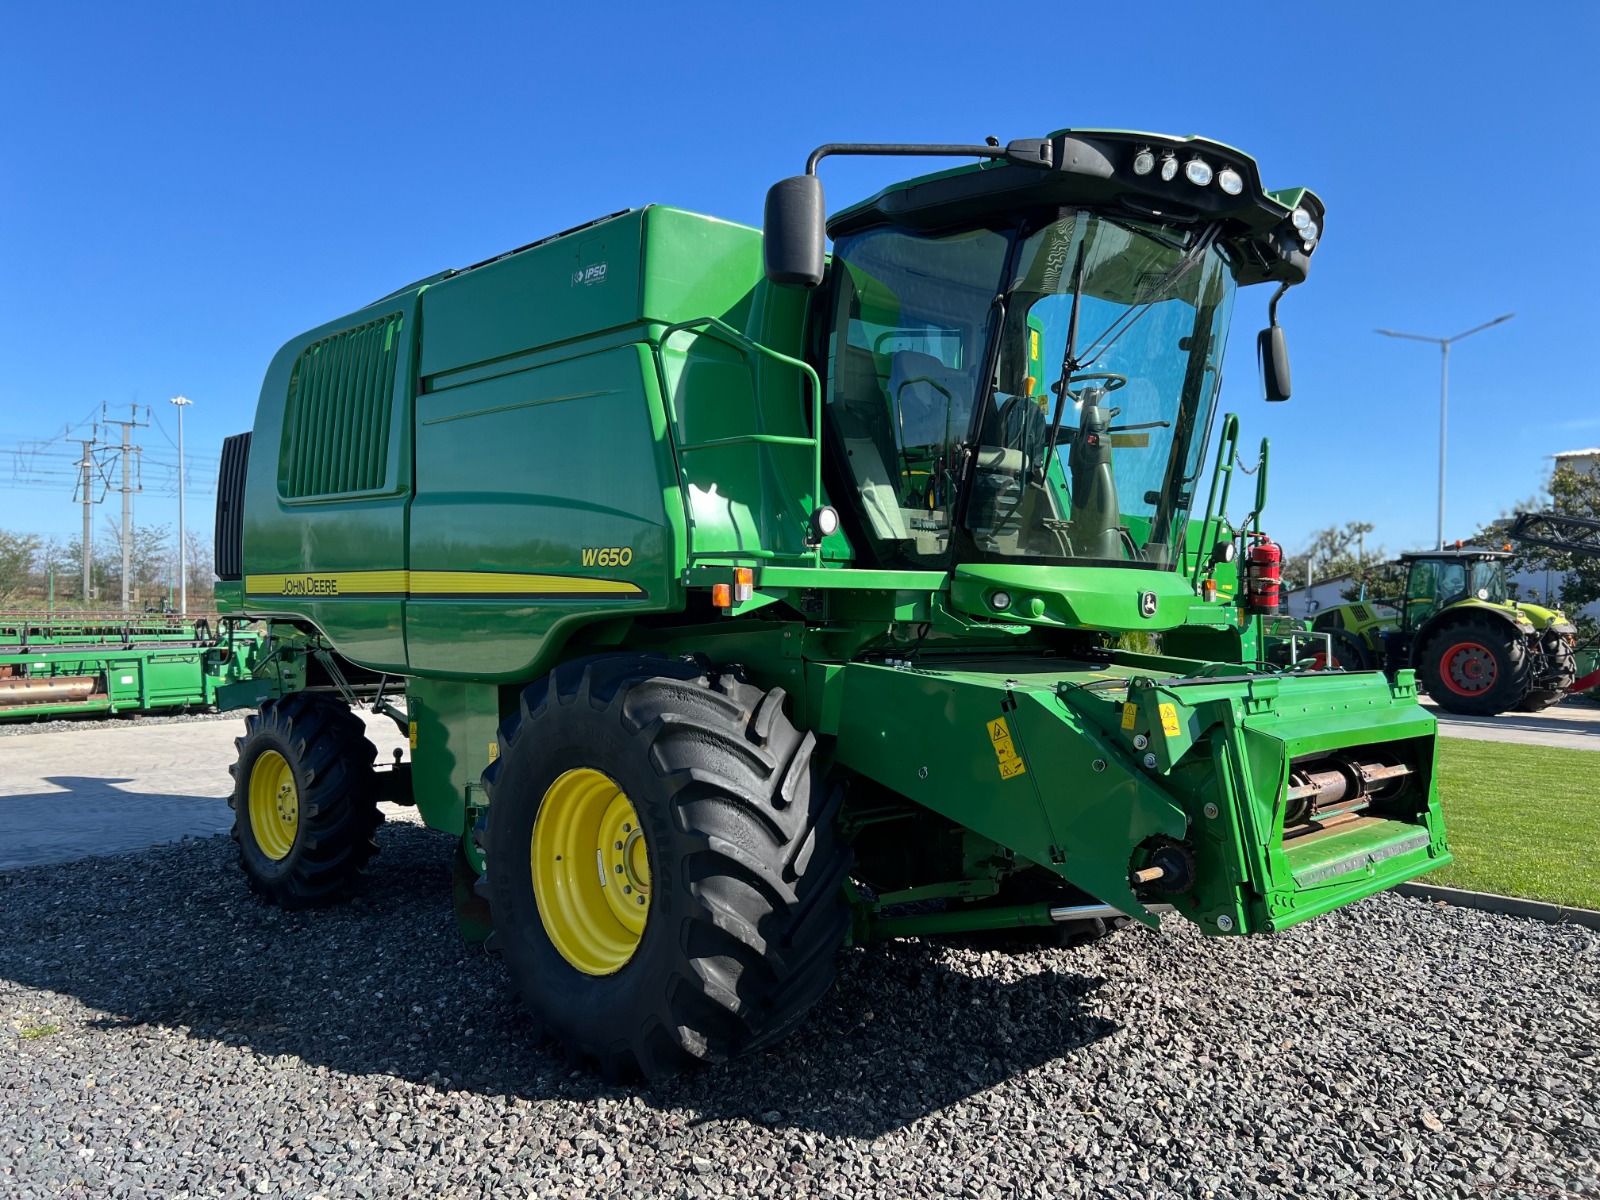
xmin=1375 ymin=314 xmax=1514 ymax=549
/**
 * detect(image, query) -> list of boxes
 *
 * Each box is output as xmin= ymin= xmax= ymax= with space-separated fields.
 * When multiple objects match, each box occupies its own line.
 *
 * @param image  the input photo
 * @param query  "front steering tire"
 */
xmin=476 ymin=654 xmax=851 ymax=1080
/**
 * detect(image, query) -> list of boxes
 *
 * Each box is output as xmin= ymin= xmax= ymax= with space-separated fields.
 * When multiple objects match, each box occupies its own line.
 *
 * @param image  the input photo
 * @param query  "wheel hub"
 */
xmin=531 ymin=768 xmax=651 ymax=975
xmin=1443 ymin=642 xmax=1496 ymax=695
xmin=247 ymin=749 xmax=299 ymax=860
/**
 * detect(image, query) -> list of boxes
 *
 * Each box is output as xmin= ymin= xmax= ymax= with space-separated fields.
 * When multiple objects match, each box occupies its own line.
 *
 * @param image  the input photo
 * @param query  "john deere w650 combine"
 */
xmin=215 ymin=129 xmax=1450 ymax=1077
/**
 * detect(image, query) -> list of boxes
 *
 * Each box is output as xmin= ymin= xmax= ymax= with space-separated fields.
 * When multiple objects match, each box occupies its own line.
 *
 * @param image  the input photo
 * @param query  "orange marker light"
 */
xmin=733 ymin=567 xmax=754 ymax=603
xmin=712 ymin=583 xmax=732 ymax=608
xmin=1202 ymin=578 xmax=1218 ymax=601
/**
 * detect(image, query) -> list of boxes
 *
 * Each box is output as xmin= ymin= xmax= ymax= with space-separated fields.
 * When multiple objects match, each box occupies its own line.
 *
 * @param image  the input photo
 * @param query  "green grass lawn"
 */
xmin=1427 ymin=738 xmax=1600 ymax=910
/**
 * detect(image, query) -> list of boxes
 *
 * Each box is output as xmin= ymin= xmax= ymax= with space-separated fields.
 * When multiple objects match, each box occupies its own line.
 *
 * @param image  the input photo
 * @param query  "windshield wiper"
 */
xmin=1077 ymin=222 xmax=1221 ymax=370
xmin=1043 ymin=240 xmax=1088 ymax=460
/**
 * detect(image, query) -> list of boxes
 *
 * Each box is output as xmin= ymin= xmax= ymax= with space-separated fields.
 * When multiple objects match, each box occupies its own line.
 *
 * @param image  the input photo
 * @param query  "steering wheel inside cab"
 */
xmin=1051 ymin=371 xmax=1127 ymax=405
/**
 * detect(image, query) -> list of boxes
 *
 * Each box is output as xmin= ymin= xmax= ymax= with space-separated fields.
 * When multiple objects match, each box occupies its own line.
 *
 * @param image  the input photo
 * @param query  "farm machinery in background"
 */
xmin=212 ymin=127 xmax=1451 ymax=1079
xmin=0 ymin=612 xmax=263 ymax=721
xmin=1310 ymin=547 xmax=1576 ymax=715
xmin=1509 ymin=510 xmax=1600 ymax=698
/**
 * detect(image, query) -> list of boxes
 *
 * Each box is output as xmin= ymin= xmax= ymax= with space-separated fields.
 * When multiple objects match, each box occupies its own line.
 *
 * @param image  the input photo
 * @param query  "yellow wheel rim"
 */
xmin=248 ymin=749 xmax=299 ymax=861
xmin=530 ymin=768 xmax=651 ymax=976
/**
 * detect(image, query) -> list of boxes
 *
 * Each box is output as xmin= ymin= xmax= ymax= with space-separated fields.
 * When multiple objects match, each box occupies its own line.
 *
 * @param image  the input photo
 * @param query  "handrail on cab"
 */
xmin=657 ymin=316 xmax=825 ymax=567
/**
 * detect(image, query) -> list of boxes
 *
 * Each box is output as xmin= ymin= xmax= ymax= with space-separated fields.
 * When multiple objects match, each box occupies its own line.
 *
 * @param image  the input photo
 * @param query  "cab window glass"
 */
xmin=824 ymin=225 xmax=1012 ymax=569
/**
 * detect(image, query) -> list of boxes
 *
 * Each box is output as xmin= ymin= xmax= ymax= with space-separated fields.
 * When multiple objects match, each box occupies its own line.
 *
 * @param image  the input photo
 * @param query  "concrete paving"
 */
xmin=0 ymin=711 xmax=409 ymax=872
xmin=1422 ymin=694 xmax=1600 ymax=752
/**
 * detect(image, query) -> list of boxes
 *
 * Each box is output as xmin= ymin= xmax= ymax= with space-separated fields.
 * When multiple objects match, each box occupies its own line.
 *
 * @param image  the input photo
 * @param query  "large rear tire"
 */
xmin=477 ymin=654 xmax=851 ymax=1080
xmin=228 ymin=693 xmax=382 ymax=908
xmin=1417 ymin=616 xmax=1531 ymax=716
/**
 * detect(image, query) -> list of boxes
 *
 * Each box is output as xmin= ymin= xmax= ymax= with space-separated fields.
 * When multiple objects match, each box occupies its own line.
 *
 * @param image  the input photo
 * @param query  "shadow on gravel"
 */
xmin=0 ymin=820 xmax=1115 ymax=1138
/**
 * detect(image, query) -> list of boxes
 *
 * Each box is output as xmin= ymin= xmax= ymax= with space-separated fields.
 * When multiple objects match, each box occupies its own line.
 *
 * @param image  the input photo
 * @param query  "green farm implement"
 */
xmin=217 ymin=128 xmax=1450 ymax=1077
xmin=1312 ymin=547 xmax=1578 ymax=715
xmin=0 ymin=612 xmax=263 ymax=721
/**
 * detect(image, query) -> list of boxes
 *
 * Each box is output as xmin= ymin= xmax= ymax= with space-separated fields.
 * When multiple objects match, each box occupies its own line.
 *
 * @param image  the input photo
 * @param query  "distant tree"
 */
xmin=183 ymin=529 xmax=215 ymax=608
xmin=31 ymin=536 xmax=75 ymax=603
xmin=0 ymin=530 xmax=42 ymax=604
xmin=1468 ymin=463 xmax=1600 ymax=634
xmin=64 ymin=534 xmax=114 ymax=604
xmin=97 ymin=519 xmax=175 ymax=606
xmin=1282 ymin=522 xmax=1378 ymax=599
xmin=1340 ymin=559 xmax=1409 ymax=606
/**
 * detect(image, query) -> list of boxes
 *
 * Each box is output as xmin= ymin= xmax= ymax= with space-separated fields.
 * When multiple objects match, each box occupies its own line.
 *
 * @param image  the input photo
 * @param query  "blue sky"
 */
xmin=3 ymin=3 xmax=1596 ymax=561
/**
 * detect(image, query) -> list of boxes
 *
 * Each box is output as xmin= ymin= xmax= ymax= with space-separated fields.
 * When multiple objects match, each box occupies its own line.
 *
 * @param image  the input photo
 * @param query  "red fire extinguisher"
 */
xmin=1243 ymin=534 xmax=1282 ymax=616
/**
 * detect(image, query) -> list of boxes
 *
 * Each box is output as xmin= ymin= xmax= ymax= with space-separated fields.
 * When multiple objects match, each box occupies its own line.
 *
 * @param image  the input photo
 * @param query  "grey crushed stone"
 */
xmin=2 ymin=821 xmax=1596 ymax=1199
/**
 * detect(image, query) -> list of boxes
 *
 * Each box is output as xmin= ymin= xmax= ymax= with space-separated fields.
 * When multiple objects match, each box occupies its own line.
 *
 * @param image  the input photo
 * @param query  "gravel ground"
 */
xmin=0 ymin=708 xmax=247 ymax=738
xmin=2 ymin=818 xmax=1596 ymax=1200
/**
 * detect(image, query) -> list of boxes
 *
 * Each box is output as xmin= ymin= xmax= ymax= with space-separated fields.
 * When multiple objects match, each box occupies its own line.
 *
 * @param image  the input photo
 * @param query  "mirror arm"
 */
xmin=804 ymin=140 xmax=1053 ymax=175
xmin=1267 ymin=282 xmax=1289 ymax=327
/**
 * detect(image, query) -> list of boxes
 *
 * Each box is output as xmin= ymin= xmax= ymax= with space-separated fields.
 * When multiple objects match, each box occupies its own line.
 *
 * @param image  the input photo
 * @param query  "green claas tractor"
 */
xmin=214 ymin=128 xmax=1450 ymax=1078
xmin=1311 ymin=548 xmax=1577 ymax=715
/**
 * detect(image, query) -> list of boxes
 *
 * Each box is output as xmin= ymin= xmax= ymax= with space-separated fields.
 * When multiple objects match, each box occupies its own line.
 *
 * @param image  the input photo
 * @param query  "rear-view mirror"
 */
xmin=763 ymin=175 xmax=826 ymax=288
xmin=1257 ymin=324 xmax=1291 ymax=402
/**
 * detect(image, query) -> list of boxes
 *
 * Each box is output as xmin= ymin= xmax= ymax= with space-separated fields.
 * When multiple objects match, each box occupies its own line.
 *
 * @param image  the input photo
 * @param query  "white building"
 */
xmin=1283 ymin=571 xmax=1358 ymax=619
xmin=1554 ymin=447 xmax=1599 ymax=478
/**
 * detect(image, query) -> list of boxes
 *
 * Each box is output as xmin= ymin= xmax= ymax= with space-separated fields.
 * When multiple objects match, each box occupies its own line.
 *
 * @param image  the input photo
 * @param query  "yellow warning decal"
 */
xmin=1121 ymin=702 xmax=1138 ymax=730
xmin=488 ymin=741 xmax=498 ymax=763
xmin=408 ymin=721 xmax=418 ymax=750
xmin=986 ymin=716 xmax=1028 ymax=780
xmin=1159 ymin=703 xmax=1181 ymax=738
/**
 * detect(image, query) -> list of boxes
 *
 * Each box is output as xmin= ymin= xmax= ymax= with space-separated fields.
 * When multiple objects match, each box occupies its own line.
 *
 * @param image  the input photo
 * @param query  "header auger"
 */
xmin=214 ymin=128 xmax=1449 ymax=1078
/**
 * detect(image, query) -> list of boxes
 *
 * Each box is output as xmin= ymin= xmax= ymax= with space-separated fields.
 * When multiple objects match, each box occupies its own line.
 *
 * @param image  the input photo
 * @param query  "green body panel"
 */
xmin=951 ymin=563 xmax=1232 ymax=631
xmin=406 ymin=677 xmax=501 ymax=836
xmin=229 ymin=131 xmax=1448 ymax=946
xmin=240 ymin=291 xmax=419 ymax=673
xmin=406 ymin=341 xmax=679 ymax=681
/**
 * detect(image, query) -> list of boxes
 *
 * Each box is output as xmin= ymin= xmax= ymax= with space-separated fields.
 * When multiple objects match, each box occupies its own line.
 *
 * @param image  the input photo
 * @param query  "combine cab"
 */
xmin=215 ymin=128 xmax=1452 ymax=1077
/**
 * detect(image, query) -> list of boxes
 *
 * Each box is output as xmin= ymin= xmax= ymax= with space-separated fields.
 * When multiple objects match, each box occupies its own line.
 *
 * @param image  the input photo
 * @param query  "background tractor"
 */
xmin=1311 ymin=548 xmax=1577 ymax=715
xmin=212 ymin=129 xmax=1450 ymax=1078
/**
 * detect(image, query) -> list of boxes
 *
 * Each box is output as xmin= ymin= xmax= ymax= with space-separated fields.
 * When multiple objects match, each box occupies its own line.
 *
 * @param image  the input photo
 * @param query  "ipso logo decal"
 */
xmin=572 ymin=262 xmax=608 ymax=286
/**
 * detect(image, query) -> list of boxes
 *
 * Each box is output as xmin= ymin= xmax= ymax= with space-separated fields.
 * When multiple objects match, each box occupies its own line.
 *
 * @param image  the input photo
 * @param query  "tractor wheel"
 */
xmin=1516 ymin=637 xmax=1577 ymax=712
xmin=229 ymin=692 xmax=382 ymax=908
xmin=476 ymin=653 xmax=851 ymax=1080
xmin=1417 ymin=616 xmax=1531 ymax=716
xmin=1312 ymin=629 xmax=1371 ymax=671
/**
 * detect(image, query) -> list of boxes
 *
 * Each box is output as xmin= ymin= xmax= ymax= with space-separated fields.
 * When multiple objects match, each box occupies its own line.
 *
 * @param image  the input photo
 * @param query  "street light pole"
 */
xmin=170 ymin=395 xmax=193 ymax=617
xmin=1376 ymin=314 xmax=1514 ymax=549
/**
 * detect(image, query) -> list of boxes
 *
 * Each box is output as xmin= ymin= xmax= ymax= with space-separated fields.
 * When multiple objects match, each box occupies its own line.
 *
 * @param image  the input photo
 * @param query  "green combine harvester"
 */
xmin=216 ymin=128 xmax=1450 ymax=1077
xmin=0 ymin=612 xmax=261 ymax=721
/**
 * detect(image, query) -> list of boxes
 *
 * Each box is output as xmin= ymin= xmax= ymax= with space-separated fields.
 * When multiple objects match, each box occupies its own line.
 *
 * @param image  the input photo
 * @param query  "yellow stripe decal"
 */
xmin=245 ymin=570 xmax=643 ymax=599
xmin=408 ymin=571 xmax=642 ymax=596
xmin=245 ymin=571 xmax=409 ymax=597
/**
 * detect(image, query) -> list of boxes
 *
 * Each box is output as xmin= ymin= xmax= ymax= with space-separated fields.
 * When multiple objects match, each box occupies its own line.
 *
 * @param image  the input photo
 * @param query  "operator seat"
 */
xmin=886 ymin=350 xmax=973 ymax=451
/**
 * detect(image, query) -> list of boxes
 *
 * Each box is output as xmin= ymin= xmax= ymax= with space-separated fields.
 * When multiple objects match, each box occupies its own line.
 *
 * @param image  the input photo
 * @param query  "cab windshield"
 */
xmin=824 ymin=212 xmax=1235 ymax=570
xmin=1471 ymin=559 xmax=1509 ymax=603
